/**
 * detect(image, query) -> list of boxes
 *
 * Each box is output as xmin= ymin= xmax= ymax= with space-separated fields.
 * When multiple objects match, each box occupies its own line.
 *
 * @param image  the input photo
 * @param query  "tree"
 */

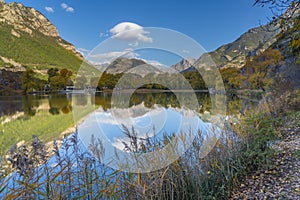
xmin=220 ymin=67 xmax=242 ymax=90
xmin=48 ymin=68 xmax=73 ymax=90
xmin=244 ymin=49 xmax=283 ymax=91
xmin=60 ymin=68 xmax=73 ymax=79
xmin=49 ymin=75 xmax=66 ymax=90
xmin=47 ymin=68 xmax=59 ymax=83
xmin=22 ymin=69 xmax=36 ymax=93
xmin=185 ymin=71 xmax=206 ymax=90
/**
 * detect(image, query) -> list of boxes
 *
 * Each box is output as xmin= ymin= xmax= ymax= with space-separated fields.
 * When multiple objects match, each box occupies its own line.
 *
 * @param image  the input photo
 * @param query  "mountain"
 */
xmin=270 ymin=15 xmax=300 ymax=88
xmin=188 ymin=19 xmax=300 ymax=89
xmin=170 ymin=58 xmax=196 ymax=72
xmin=105 ymin=57 xmax=175 ymax=77
xmin=0 ymin=0 xmax=83 ymax=72
xmin=180 ymin=25 xmax=279 ymax=72
xmin=105 ymin=57 xmax=147 ymax=74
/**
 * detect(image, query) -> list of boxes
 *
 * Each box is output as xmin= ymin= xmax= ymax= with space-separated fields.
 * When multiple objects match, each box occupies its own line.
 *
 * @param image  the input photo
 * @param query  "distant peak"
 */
xmin=171 ymin=58 xmax=196 ymax=72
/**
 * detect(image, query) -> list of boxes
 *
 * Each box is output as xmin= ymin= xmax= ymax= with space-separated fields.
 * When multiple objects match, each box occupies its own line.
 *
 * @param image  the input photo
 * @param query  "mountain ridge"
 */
xmin=178 ymin=25 xmax=279 ymax=72
xmin=0 ymin=0 xmax=83 ymax=72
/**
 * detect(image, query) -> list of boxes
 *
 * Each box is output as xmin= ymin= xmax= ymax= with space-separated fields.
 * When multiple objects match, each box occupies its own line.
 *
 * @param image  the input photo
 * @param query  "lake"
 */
xmin=0 ymin=92 xmax=254 ymax=155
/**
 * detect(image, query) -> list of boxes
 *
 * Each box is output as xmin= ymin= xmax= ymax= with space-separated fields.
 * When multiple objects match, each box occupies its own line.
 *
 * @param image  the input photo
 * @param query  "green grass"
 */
xmin=0 ymin=58 xmax=6 ymax=67
xmin=34 ymin=72 xmax=48 ymax=81
xmin=0 ymin=24 xmax=82 ymax=72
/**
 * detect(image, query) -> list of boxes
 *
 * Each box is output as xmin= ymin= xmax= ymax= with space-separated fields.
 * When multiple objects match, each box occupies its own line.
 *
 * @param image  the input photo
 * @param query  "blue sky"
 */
xmin=6 ymin=0 xmax=273 ymax=65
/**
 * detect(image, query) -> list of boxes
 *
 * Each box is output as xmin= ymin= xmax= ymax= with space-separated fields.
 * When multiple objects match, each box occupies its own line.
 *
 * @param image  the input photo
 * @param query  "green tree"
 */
xmin=50 ymin=75 xmax=66 ymax=90
xmin=49 ymin=68 xmax=73 ymax=90
xmin=22 ymin=69 xmax=36 ymax=93
xmin=183 ymin=71 xmax=206 ymax=90
xmin=47 ymin=68 xmax=59 ymax=83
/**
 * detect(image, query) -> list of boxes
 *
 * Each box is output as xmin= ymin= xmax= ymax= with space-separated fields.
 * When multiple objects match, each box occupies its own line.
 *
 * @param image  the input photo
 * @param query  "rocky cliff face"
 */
xmin=0 ymin=0 xmax=82 ymax=59
xmin=171 ymin=58 xmax=196 ymax=72
xmin=0 ymin=1 xmax=58 ymax=37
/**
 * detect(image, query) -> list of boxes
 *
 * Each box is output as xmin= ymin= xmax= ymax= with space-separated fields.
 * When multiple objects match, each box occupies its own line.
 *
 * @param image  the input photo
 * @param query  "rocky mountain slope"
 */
xmin=179 ymin=25 xmax=279 ymax=72
xmin=209 ymin=25 xmax=279 ymax=69
xmin=170 ymin=58 xmax=196 ymax=72
xmin=105 ymin=57 xmax=175 ymax=76
xmin=0 ymin=0 xmax=83 ymax=71
xmin=185 ymin=20 xmax=299 ymax=88
xmin=105 ymin=57 xmax=147 ymax=74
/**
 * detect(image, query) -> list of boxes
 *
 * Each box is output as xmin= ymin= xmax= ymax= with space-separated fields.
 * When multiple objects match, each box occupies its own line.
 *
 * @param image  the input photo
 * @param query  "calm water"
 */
xmin=0 ymin=92 xmax=254 ymax=154
xmin=0 ymin=92 xmax=252 ymax=116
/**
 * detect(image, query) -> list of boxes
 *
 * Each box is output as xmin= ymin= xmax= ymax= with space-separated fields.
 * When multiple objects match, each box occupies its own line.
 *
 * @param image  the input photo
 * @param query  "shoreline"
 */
xmin=0 ymin=89 xmax=211 ymax=96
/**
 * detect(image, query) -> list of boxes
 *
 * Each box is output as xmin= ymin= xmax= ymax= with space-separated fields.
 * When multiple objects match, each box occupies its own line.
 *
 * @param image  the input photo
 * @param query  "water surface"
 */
xmin=0 ymin=92 xmax=254 ymax=154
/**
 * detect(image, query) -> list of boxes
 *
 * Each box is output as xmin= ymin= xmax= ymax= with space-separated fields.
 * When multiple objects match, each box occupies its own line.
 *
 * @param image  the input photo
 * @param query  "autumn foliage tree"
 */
xmin=220 ymin=67 xmax=242 ymax=90
xmin=244 ymin=49 xmax=283 ymax=91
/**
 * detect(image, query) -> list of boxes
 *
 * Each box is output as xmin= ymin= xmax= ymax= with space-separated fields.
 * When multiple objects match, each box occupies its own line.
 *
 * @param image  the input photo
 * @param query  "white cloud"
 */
xmin=45 ymin=7 xmax=54 ymax=13
xmin=136 ymin=58 xmax=167 ymax=68
xmin=77 ymin=48 xmax=91 ymax=57
xmin=61 ymin=3 xmax=74 ymax=13
xmin=110 ymin=22 xmax=153 ymax=45
xmin=66 ymin=7 xmax=74 ymax=13
xmin=89 ymin=48 xmax=139 ymax=65
xmin=129 ymin=41 xmax=139 ymax=47
xmin=61 ymin=3 xmax=68 ymax=9
xmin=88 ymin=48 xmax=168 ymax=69
xmin=99 ymin=32 xmax=109 ymax=38
xmin=78 ymin=48 xmax=90 ymax=52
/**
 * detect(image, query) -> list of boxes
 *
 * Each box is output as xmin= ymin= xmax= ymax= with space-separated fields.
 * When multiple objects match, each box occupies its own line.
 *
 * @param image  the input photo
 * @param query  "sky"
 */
xmin=5 ymin=0 xmax=273 ymax=65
